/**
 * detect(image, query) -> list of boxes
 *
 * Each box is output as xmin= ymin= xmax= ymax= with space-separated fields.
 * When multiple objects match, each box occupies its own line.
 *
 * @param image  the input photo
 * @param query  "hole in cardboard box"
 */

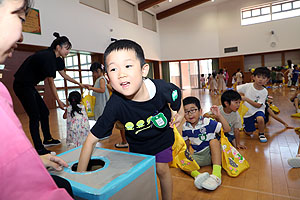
xmin=71 ymin=159 xmax=105 ymax=172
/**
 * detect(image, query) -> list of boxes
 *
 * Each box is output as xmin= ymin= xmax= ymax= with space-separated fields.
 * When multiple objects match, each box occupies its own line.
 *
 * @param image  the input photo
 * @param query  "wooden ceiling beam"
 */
xmin=156 ymin=0 xmax=210 ymax=20
xmin=138 ymin=0 xmax=167 ymax=11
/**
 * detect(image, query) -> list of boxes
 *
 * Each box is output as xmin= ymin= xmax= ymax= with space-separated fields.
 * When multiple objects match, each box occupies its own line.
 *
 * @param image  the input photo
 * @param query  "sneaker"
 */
xmin=201 ymin=174 xmax=221 ymax=191
xmin=288 ymin=157 xmax=300 ymax=168
xmin=259 ymin=134 xmax=267 ymax=143
xmin=194 ymin=172 xmax=210 ymax=189
xmin=43 ymin=138 xmax=61 ymax=147
xmin=115 ymin=142 xmax=129 ymax=148
xmin=37 ymin=148 xmax=56 ymax=155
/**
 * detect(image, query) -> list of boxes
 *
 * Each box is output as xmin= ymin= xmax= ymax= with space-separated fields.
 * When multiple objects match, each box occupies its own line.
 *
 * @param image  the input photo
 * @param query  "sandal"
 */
xmin=115 ymin=142 xmax=128 ymax=148
xmin=259 ymin=135 xmax=267 ymax=143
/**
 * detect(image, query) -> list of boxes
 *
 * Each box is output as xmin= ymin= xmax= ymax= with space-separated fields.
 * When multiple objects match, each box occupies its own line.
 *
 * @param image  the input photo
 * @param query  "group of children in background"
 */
xmin=61 ymin=39 xmax=300 ymax=200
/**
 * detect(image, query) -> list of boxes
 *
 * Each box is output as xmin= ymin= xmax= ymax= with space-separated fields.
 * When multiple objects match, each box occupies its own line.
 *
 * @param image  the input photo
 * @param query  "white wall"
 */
xmin=159 ymin=4 xmax=220 ymax=60
xmin=22 ymin=0 xmax=161 ymax=60
xmin=217 ymin=0 xmax=300 ymax=57
xmin=159 ymin=0 xmax=300 ymax=60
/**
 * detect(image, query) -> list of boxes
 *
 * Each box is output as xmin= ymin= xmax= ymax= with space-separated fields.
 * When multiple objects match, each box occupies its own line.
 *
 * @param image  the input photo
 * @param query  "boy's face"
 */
xmin=105 ymin=49 xmax=149 ymax=99
xmin=184 ymin=103 xmax=202 ymax=127
xmin=225 ymin=100 xmax=240 ymax=112
xmin=252 ymin=74 xmax=269 ymax=86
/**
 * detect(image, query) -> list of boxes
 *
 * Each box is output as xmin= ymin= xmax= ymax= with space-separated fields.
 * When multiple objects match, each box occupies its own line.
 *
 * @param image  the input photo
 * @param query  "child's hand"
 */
xmin=169 ymin=113 xmax=184 ymax=128
xmin=63 ymin=109 xmax=67 ymax=119
xmin=83 ymin=84 xmax=91 ymax=89
xmin=210 ymin=105 xmax=221 ymax=117
xmin=236 ymin=144 xmax=247 ymax=149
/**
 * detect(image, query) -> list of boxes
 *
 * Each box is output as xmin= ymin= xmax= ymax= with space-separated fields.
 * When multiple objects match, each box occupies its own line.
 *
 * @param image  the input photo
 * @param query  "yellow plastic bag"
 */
xmin=269 ymin=104 xmax=280 ymax=114
xmin=238 ymin=101 xmax=248 ymax=125
xmin=291 ymin=113 xmax=300 ymax=118
xmin=169 ymin=126 xmax=200 ymax=173
xmin=221 ymin=128 xmax=249 ymax=177
xmin=82 ymin=90 xmax=96 ymax=118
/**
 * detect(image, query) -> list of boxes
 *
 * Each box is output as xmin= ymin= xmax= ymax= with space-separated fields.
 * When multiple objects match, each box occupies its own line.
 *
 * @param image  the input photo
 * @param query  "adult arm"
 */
xmin=40 ymin=154 xmax=69 ymax=171
xmin=47 ymin=77 xmax=65 ymax=109
xmin=58 ymin=70 xmax=85 ymax=88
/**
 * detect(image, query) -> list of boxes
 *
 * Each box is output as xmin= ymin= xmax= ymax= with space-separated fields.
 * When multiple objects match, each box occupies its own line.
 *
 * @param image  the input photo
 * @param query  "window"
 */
xmin=79 ymin=0 xmax=109 ymax=14
xmin=54 ymin=52 xmax=93 ymax=106
xmin=241 ymin=0 xmax=300 ymax=25
xmin=118 ymin=0 xmax=138 ymax=24
xmin=142 ymin=11 xmax=157 ymax=32
xmin=169 ymin=62 xmax=181 ymax=88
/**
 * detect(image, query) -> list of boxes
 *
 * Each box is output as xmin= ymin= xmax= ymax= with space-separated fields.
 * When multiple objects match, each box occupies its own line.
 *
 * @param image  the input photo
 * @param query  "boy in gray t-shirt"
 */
xmin=204 ymin=90 xmax=246 ymax=149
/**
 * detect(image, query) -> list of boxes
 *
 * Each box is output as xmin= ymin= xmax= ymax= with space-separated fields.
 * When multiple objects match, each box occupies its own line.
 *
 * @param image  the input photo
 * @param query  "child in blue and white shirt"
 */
xmin=182 ymin=96 xmax=230 ymax=191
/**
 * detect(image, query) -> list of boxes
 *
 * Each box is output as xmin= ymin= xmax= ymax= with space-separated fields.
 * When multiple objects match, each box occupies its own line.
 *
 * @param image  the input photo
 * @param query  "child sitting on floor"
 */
xmin=182 ymin=96 xmax=230 ymax=191
xmin=204 ymin=90 xmax=246 ymax=149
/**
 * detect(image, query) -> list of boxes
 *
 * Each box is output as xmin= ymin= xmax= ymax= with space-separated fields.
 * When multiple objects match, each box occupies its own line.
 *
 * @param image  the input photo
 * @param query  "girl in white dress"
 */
xmin=63 ymin=91 xmax=90 ymax=149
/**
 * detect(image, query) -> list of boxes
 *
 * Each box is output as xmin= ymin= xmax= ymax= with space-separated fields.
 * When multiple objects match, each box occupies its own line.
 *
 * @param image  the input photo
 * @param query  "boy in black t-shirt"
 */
xmin=77 ymin=39 xmax=184 ymax=200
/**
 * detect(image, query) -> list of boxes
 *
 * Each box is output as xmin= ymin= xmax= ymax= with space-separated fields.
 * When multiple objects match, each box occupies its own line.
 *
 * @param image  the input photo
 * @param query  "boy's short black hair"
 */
xmin=103 ymin=39 xmax=146 ymax=72
xmin=221 ymin=90 xmax=241 ymax=107
xmin=253 ymin=67 xmax=270 ymax=78
xmin=183 ymin=96 xmax=201 ymax=109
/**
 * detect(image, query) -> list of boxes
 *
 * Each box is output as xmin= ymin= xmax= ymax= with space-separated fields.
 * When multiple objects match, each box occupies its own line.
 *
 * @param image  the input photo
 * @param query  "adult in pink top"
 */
xmin=0 ymin=0 xmax=72 ymax=199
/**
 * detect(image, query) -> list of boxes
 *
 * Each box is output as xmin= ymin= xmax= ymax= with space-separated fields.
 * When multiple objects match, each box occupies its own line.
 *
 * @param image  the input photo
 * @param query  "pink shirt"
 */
xmin=0 ymin=82 xmax=72 ymax=200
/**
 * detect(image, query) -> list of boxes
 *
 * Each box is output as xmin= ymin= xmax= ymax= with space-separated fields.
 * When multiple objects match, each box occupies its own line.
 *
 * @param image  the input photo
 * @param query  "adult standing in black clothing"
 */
xmin=14 ymin=32 xmax=84 ymax=155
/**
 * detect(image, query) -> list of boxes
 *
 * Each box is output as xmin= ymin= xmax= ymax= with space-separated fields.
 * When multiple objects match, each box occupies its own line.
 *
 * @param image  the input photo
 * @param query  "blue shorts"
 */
xmin=216 ymin=133 xmax=235 ymax=143
xmin=244 ymin=111 xmax=265 ymax=132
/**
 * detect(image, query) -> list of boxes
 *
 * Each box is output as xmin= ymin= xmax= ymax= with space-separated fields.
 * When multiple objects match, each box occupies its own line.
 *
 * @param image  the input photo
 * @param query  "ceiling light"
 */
xmin=169 ymin=0 xmax=172 ymax=2
xmin=211 ymin=0 xmax=215 ymax=2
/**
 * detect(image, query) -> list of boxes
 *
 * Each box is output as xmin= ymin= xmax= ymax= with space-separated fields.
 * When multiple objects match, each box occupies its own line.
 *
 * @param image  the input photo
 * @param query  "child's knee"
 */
xmin=256 ymin=116 xmax=264 ymax=124
xmin=156 ymin=163 xmax=170 ymax=176
xmin=209 ymin=139 xmax=221 ymax=147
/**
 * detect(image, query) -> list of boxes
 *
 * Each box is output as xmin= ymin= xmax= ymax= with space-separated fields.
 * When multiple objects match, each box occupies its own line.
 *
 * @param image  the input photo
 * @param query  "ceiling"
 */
xmin=131 ymin=0 xmax=227 ymax=20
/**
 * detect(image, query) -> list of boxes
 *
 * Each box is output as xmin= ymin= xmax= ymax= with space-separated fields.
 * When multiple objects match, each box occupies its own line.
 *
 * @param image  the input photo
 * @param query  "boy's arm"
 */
xmin=170 ymin=100 xmax=184 ymax=128
xmin=241 ymin=96 xmax=263 ymax=108
xmin=210 ymin=105 xmax=231 ymax=132
xmin=267 ymin=108 xmax=294 ymax=129
xmin=77 ymin=132 xmax=99 ymax=172
xmin=234 ymin=128 xmax=246 ymax=149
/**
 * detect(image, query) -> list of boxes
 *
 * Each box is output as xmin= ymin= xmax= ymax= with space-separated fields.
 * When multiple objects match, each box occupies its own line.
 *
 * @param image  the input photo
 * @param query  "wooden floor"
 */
xmin=17 ymin=86 xmax=300 ymax=200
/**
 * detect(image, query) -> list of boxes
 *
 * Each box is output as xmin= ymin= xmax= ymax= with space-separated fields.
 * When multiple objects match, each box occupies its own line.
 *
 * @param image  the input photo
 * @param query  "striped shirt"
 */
xmin=182 ymin=117 xmax=221 ymax=153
